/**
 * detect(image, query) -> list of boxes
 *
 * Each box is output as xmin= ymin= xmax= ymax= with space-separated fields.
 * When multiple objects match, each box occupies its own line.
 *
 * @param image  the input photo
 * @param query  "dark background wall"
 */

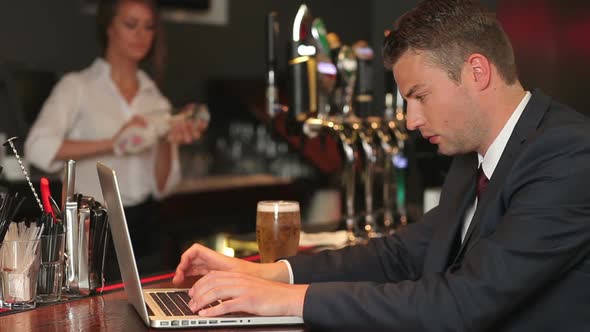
xmin=0 ymin=1 xmax=374 ymax=107
xmin=4 ymin=0 xmax=589 ymax=120
xmin=0 ymin=0 xmax=494 ymax=105
xmin=0 ymin=0 xmax=501 ymax=139
xmin=497 ymin=0 xmax=590 ymax=114
xmin=4 ymin=0 xmax=589 ymax=155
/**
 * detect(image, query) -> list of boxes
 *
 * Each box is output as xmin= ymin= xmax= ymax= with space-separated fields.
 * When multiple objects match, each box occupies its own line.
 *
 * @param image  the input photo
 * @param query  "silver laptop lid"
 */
xmin=97 ymin=162 xmax=150 ymax=325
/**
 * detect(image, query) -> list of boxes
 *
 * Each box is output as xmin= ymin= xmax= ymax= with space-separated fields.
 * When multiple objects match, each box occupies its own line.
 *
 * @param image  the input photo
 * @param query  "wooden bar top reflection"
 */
xmin=0 ymin=277 xmax=307 ymax=332
xmin=172 ymin=174 xmax=292 ymax=195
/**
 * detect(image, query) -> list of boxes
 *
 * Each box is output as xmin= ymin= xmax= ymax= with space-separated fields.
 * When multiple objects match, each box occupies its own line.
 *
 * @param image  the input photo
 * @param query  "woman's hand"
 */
xmin=112 ymin=115 xmax=153 ymax=155
xmin=167 ymin=103 xmax=209 ymax=144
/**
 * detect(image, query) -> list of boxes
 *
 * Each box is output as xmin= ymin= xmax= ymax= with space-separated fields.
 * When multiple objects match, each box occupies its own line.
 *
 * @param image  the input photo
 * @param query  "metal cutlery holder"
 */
xmin=63 ymin=195 xmax=109 ymax=296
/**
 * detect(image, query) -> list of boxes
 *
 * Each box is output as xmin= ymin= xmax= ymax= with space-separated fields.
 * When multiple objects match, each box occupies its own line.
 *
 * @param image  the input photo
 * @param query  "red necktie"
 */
xmin=477 ymin=167 xmax=489 ymax=200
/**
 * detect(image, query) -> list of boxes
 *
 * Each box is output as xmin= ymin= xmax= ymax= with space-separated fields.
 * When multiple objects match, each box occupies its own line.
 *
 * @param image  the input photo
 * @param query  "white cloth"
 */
xmin=461 ymin=91 xmax=532 ymax=241
xmin=24 ymin=58 xmax=181 ymax=206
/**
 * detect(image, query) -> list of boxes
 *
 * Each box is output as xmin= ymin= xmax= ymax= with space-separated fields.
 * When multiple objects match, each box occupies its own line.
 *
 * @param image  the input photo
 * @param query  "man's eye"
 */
xmin=416 ymin=95 xmax=425 ymax=102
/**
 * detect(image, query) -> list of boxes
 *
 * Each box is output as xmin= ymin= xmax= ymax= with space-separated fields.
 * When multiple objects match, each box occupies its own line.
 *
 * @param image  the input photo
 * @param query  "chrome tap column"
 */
xmin=391 ymin=87 xmax=409 ymax=226
xmin=304 ymin=115 xmax=360 ymax=243
xmin=303 ymin=41 xmax=361 ymax=243
xmin=266 ymin=12 xmax=280 ymax=119
xmin=380 ymin=81 xmax=409 ymax=229
xmin=374 ymin=71 xmax=409 ymax=233
xmin=353 ymin=42 xmax=380 ymax=238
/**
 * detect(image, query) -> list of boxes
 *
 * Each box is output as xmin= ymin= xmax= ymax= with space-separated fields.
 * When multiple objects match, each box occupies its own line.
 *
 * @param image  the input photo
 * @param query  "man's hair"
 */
xmin=383 ymin=0 xmax=518 ymax=84
xmin=96 ymin=0 xmax=167 ymax=83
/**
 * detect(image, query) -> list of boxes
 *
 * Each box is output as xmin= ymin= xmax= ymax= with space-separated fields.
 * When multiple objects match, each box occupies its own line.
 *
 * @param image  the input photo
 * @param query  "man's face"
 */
xmin=393 ymin=51 xmax=484 ymax=156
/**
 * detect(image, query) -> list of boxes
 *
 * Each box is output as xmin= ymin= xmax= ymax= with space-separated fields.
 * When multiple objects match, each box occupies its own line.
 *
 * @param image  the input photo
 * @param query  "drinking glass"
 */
xmin=256 ymin=201 xmax=301 ymax=263
xmin=37 ymin=233 xmax=65 ymax=303
xmin=0 ymin=239 xmax=41 ymax=309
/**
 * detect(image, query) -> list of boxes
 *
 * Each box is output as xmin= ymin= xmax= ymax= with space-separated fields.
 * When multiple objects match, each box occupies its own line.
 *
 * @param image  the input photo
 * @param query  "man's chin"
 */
xmin=436 ymin=144 xmax=459 ymax=156
xmin=438 ymin=145 xmax=473 ymax=156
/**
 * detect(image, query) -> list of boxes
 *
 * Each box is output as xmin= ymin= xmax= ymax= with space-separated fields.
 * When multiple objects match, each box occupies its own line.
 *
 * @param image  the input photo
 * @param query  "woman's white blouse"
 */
xmin=25 ymin=58 xmax=181 ymax=206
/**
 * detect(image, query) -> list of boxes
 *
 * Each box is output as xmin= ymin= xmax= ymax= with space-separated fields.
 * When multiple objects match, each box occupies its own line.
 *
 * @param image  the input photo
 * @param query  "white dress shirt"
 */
xmin=25 ymin=58 xmax=181 ymax=206
xmin=461 ymin=91 xmax=532 ymax=241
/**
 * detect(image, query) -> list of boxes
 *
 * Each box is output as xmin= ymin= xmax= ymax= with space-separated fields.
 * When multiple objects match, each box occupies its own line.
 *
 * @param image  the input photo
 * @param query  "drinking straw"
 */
xmin=40 ymin=177 xmax=56 ymax=220
xmin=0 ymin=193 xmax=26 ymax=243
xmin=1 ymin=221 xmax=43 ymax=273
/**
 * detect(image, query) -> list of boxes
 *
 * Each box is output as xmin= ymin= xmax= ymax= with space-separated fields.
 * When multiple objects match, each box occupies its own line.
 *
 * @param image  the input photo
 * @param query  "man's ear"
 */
xmin=465 ymin=53 xmax=491 ymax=90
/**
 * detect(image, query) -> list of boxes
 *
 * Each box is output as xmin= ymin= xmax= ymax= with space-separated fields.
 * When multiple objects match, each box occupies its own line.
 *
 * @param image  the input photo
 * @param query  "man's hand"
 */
xmin=172 ymin=243 xmax=291 ymax=285
xmin=187 ymin=271 xmax=308 ymax=317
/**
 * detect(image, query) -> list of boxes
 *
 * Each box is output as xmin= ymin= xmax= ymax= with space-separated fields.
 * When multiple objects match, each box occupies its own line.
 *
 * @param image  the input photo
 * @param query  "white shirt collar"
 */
xmin=87 ymin=57 xmax=157 ymax=92
xmin=478 ymin=91 xmax=532 ymax=178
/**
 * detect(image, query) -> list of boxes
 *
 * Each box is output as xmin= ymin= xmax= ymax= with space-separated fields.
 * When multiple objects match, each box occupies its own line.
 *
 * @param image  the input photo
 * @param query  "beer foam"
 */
xmin=257 ymin=201 xmax=300 ymax=212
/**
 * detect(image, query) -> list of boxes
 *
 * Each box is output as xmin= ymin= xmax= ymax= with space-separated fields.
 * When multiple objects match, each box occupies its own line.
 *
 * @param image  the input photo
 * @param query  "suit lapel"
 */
xmin=423 ymin=153 xmax=478 ymax=273
xmin=454 ymin=90 xmax=552 ymax=261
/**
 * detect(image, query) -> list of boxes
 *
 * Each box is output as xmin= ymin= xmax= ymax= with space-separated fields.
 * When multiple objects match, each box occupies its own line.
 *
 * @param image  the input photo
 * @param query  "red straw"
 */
xmin=40 ymin=177 xmax=55 ymax=219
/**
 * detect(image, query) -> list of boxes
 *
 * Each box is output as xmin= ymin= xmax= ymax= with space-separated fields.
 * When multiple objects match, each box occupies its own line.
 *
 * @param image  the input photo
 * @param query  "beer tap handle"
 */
xmin=288 ymin=4 xmax=316 ymax=133
xmin=394 ymin=152 xmax=409 ymax=226
xmin=382 ymin=149 xmax=395 ymax=232
xmin=336 ymin=46 xmax=357 ymax=116
xmin=353 ymin=41 xmax=374 ymax=118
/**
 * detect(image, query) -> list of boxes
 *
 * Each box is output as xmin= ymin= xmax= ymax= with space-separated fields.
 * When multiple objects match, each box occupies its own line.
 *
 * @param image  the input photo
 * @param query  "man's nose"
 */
xmin=405 ymin=104 xmax=425 ymax=131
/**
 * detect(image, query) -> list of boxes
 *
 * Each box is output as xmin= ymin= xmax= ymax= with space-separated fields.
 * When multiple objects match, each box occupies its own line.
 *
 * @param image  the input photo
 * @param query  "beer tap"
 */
xmin=371 ymin=68 xmax=410 ymax=233
xmin=303 ymin=44 xmax=361 ymax=243
xmin=311 ymin=18 xmax=337 ymax=122
xmin=352 ymin=41 xmax=380 ymax=238
xmin=391 ymin=87 xmax=409 ymax=226
xmin=287 ymin=4 xmax=317 ymax=136
xmin=357 ymin=120 xmax=379 ymax=237
xmin=336 ymin=45 xmax=356 ymax=117
xmin=380 ymin=82 xmax=409 ymax=228
xmin=303 ymin=115 xmax=360 ymax=243
xmin=376 ymin=90 xmax=396 ymax=233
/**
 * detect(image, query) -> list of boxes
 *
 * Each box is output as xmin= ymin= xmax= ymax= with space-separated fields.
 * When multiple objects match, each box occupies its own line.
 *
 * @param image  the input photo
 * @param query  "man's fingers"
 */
xmin=189 ymin=271 xmax=242 ymax=299
xmin=172 ymin=271 xmax=184 ymax=284
xmin=198 ymin=298 xmax=242 ymax=317
xmin=191 ymin=285 xmax=244 ymax=314
xmin=179 ymin=244 xmax=205 ymax=267
xmin=174 ymin=265 xmax=210 ymax=285
xmin=174 ymin=244 xmax=209 ymax=283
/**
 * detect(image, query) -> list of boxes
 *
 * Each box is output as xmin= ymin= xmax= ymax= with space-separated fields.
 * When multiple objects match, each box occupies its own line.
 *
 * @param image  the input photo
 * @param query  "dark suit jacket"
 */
xmin=288 ymin=90 xmax=590 ymax=331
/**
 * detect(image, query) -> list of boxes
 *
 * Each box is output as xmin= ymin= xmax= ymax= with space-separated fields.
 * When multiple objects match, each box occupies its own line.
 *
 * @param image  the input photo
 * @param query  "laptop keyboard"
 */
xmin=150 ymin=291 xmax=193 ymax=316
xmin=149 ymin=291 xmax=221 ymax=316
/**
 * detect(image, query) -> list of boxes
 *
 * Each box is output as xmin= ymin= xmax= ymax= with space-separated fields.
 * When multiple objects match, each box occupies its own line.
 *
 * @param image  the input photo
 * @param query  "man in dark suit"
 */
xmin=173 ymin=0 xmax=590 ymax=330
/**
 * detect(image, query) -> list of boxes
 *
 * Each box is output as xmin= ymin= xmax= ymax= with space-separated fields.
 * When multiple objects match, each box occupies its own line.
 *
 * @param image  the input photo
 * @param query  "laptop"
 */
xmin=96 ymin=162 xmax=304 ymax=328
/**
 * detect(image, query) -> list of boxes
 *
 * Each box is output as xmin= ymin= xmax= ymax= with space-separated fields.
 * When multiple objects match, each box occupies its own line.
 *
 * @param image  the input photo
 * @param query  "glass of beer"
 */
xmin=256 ymin=201 xmax=301 ymax=263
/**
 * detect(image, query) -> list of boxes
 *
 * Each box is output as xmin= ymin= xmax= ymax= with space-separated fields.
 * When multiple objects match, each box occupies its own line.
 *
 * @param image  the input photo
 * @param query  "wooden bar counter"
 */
xmin=0 ymin=276 xmax=307 ymax=332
